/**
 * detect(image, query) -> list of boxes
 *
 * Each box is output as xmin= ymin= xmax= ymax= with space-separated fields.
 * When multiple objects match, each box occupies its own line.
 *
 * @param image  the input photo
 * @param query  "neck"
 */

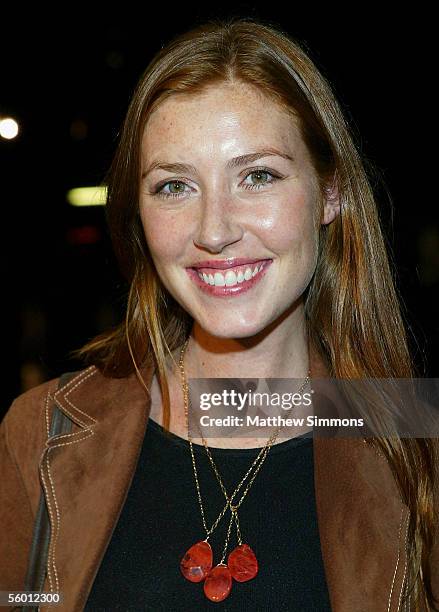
xmin=176 ymin=300 xmax=309 ymax=380
xmin=148 ymin=300 xmax=313 ymax=448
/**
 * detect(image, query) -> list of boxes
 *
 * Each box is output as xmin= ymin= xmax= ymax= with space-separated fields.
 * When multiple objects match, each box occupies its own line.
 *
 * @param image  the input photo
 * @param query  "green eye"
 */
xmin=242 ymin=168 xmax=279 ymax=190
xmin=155 ymin=180 xmax=189 ymax=199
xmin=152 ymin=166 xmax=281 ymax=200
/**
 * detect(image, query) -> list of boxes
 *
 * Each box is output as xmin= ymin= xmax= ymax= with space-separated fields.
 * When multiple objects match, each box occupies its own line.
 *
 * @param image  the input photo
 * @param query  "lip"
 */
xmin=189 ymin=257 xmax=271 ymax=270
xmin=186 ymin=259 xmax=273 ymax=297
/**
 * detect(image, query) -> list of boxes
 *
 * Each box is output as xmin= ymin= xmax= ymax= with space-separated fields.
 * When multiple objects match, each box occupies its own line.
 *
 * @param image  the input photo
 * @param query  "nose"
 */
xmin=193 ymin=193 xmax=244 ymax=253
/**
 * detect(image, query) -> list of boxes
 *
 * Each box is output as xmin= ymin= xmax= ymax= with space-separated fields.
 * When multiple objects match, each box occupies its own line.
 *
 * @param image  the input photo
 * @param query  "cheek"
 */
xmin=265 ymin=189 xmax=318 ymax=254
xmin=140 ymin=209 xmax=185 ymax=264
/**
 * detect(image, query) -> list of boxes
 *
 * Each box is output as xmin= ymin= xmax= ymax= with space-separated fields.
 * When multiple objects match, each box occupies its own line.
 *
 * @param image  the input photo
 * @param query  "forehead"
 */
xmin=141 ymin=82 xmax=303 ymax=156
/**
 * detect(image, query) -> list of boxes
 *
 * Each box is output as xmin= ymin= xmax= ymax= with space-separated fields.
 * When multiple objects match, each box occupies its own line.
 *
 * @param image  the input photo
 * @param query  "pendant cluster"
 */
xmin=180 ymin=540 xmax=258 ymax=602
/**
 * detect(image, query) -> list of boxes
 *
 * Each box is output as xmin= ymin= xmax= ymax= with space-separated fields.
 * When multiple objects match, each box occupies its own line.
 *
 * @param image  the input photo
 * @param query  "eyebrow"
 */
xmin=141 ymin=147 xmax=294 ymax=179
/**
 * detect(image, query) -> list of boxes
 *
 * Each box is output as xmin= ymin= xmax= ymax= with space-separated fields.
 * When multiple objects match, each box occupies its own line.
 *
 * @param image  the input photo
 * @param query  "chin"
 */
xmin=194 ymin=314 xmax=272 ymax=340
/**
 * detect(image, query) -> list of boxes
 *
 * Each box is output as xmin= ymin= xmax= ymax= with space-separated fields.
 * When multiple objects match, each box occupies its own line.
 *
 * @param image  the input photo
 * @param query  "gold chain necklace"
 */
xmin=178 ymin=337 xmax=311 ymax=602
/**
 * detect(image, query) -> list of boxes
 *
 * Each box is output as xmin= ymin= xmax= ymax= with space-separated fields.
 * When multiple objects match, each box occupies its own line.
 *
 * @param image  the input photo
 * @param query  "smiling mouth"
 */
xmin=195 ymin=261 xmax=268 ymax=287
xmin=186 ymin=259 xmax=273 ymax=296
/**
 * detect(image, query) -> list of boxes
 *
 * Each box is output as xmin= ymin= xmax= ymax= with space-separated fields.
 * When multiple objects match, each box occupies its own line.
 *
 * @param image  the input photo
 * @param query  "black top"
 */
xmin=84 ymin=418 xmax=332 ymax=611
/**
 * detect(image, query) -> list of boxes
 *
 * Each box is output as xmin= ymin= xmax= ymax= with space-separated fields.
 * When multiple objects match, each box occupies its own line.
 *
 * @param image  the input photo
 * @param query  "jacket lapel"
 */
xmin=39 ymin=364 xmax=153 ymax=611
xmin=308 ymin=342 xmax=410 ymax=611
xmin=313 ymin=438 xmax=409 ymax=611
xmin=38 ymin=344 xmax=409 ymax=612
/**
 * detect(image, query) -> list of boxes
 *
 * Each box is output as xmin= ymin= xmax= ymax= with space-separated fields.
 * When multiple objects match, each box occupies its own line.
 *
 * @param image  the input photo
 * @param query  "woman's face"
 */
xmin=139 ymin=82 xmax=339 ymax=338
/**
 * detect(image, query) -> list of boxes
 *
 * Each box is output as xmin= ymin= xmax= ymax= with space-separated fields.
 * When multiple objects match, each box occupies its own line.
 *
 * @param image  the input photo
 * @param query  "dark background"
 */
xmin=1 ymin=6 xmax=438 ymax=415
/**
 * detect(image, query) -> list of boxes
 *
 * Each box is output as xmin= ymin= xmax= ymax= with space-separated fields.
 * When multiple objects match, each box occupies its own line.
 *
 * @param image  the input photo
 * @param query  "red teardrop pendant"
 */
xmin=204 ymin=564 xmax=233 ymax=602
xmin=180 ymin=540 xmax=213 ymax=582
xmin=228 ymin=543 xmax=258 ymax=582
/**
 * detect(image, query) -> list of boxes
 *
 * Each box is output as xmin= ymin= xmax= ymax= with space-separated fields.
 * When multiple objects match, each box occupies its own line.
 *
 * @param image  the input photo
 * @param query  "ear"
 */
xmin=321 ymin=176 xmax=341 ymax=226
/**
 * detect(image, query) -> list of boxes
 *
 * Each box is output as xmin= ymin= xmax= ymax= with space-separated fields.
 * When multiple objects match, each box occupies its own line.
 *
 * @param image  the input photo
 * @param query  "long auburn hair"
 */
xmin=74 ymin=17 xmax=437 ymax=610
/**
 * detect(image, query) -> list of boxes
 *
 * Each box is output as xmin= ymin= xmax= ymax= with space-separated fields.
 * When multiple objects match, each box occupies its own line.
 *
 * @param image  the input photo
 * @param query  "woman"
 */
xmin=1 ymin=17 xmax=438 ymax=612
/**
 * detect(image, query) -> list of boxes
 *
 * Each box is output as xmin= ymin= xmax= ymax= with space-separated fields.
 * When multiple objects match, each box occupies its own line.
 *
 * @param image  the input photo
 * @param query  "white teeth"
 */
xmin=214 ymin=272 xmax=225 ymax=286
xmin=198 ymin=262 xmax=266 ymax=287
xmin=224 ymin=270 xmax=237 ymax=286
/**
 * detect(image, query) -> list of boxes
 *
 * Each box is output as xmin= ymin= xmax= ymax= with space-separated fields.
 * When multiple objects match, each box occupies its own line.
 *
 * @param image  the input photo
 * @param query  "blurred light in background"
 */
xmin=67 ymin=186 xmax=107 ymax=206
xmin=0 ymin=116 xmax=19 ymax=140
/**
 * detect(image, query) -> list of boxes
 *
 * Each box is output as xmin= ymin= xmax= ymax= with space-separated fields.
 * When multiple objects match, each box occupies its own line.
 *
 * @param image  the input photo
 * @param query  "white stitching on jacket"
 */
xmin=47 ymin=429 xmax=90 ymax=443
xmin=52 ymin=367 xmax=98 ymax=427
xmin=42 ymin=367 xmax=98 ymax=594
xmin=62 ymin=367 xmax=98 ymax=423
xmin=45 ymin=432 xmax=94 ymax=591
xmin=45 ymin=452 xmax=60 ymax=591
xmin=39 ymin=453 xmax=55 ymax=593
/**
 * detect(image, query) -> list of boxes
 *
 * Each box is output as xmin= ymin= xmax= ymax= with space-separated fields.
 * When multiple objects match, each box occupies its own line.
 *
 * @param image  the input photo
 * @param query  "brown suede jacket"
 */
xmin=0 ymin=342 xmax=438 ymax=612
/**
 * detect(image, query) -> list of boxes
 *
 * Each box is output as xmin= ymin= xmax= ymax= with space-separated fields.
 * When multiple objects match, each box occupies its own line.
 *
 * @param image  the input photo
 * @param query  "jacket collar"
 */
xmin=39 ymin=341 xmax=409 ymax=611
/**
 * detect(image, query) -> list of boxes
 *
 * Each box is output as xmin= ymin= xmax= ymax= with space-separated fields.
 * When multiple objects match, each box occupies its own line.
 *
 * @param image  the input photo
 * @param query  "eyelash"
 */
xmin=151 ymin=167 xmax=282 ymax=200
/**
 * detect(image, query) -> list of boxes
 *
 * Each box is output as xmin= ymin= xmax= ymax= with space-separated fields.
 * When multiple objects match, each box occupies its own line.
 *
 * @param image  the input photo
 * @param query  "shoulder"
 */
xmin=3 ymin=363 xmax=151 ymax=421
xmin=2 ymin=361 xmax=155 ymax=444
xmin=2 ymin=367 xmax=91 ymax=431
xmin=0 ymin=367 xmax=92 ymax=464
